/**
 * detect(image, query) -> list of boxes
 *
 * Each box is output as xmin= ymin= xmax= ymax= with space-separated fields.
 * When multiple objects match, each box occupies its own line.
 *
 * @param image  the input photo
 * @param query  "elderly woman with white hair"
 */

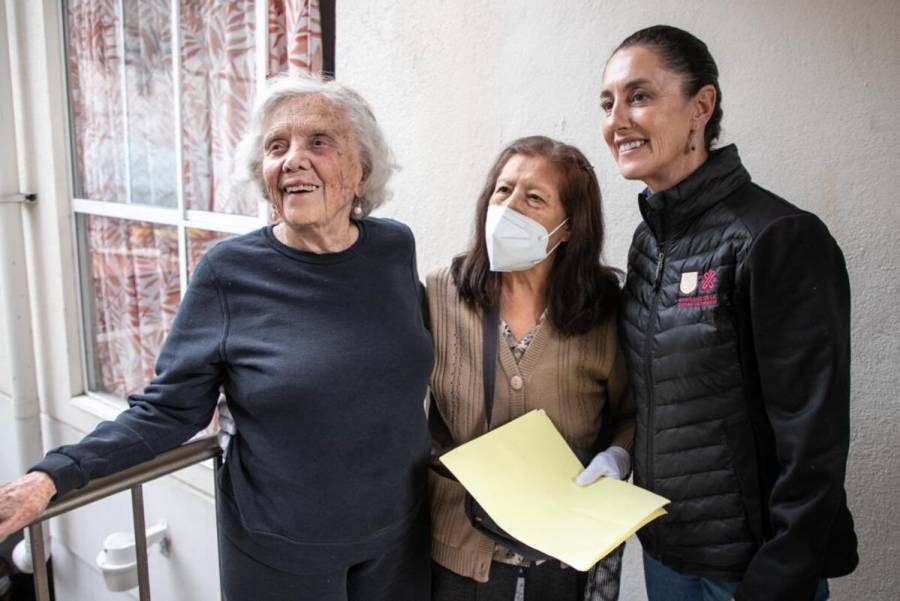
xmin=0 ymin=75 xmax=434 ymax=600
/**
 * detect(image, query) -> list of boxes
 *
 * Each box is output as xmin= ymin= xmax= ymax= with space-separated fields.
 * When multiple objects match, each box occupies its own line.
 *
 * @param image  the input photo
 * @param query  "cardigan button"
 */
xmin=510 ymin=375 xmax=524 ymax=390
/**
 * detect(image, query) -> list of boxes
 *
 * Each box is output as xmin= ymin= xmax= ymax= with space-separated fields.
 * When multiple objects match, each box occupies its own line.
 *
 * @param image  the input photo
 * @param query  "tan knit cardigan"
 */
xmin=426 ymin=267 xmax=635 ymax=583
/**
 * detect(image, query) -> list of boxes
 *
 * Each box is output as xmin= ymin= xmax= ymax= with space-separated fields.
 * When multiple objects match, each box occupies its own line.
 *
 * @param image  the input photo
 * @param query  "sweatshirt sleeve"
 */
xmin=735 ymin=214 xmax=851 ymax=601
xmin=30 ymin=255 xmax=228 ymax=497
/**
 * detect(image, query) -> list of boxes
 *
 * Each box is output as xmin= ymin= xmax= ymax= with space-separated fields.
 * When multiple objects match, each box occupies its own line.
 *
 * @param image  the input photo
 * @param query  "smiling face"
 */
xmin=490 ymin=154 xmax=570 ymax=249
xmin=261 ymin=94 xmax=364 ymax=232
xmin=600 ymin=45 xmax=712 ymax=193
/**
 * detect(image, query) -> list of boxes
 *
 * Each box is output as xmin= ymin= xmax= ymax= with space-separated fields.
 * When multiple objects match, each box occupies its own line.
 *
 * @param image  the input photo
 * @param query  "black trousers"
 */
xmin=432 ymin=560 xmax=588 ymax=601
xmin=220 ymin=515 xmax=430 ymax=601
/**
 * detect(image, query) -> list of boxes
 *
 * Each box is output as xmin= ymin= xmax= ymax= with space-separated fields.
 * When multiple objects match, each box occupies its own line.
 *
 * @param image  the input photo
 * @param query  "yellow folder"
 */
xmin=439 ymin=409 xmax=669 ymax=571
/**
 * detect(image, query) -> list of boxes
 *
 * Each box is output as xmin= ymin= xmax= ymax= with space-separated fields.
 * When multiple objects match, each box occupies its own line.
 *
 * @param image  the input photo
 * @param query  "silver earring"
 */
xmin=353 ymin=203 xmax=363 ymax=217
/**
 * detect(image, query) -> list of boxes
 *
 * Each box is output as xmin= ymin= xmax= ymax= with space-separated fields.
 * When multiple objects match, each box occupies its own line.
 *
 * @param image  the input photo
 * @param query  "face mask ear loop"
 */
xmin=546 ymin=217 xmax=569 ymax=238
xmin=542 ymin=217 xmax=570 ymax=258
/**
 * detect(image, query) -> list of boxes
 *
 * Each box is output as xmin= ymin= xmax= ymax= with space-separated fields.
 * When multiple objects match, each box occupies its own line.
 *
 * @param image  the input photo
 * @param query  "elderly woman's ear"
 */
xmin=356 ymin=165 xmax=370 ymax=196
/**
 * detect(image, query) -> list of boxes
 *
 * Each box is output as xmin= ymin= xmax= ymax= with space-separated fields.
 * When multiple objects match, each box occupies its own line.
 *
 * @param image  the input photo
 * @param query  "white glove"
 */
xmin=216 ymin=395 xmax=236 ymax=460
xmin=575 ymin=446 xmax=631 ymax=486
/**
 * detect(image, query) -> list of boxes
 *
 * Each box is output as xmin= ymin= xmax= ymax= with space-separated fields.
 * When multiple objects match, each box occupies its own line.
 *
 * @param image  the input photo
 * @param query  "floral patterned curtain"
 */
xmin=268 ymin=0 xmax=323 ymax=77
xmin=68 ymin=0 xmax=323 ymax=399
xmin=86 ymin=217 xmax=180 ymax=398
xmin=67 ymin=0 xmax=127 ymax=203
xmin=180 ymin=0 xmax=257 ymax=216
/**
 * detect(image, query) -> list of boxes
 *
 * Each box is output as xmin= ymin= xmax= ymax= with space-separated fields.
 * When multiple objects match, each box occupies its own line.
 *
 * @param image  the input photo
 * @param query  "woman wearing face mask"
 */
xmin=427 ymin=136 xmax=635 ymax=601
xmin=600 ymin=26 xmax=858 ymax=601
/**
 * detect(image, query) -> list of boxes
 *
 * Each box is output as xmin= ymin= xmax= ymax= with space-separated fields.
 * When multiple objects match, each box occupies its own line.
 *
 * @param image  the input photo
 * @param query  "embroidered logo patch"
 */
xmin=679 ymin=272 xmax=698 ymax=295
xmin=677 ymin=268 xmax=718 ymax=309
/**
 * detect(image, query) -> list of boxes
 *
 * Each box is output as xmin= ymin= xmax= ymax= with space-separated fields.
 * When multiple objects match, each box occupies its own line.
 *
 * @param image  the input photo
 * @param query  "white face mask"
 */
xmin=485 ymin=204 xmax=568 ymax=272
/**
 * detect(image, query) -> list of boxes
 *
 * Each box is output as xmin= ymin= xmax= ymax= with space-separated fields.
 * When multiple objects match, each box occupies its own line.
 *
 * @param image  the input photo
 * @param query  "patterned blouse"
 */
xmin=492 ymin=312 xmax=546 ymax=567
xmin=490 ymin=311 xmax=624 ymax=601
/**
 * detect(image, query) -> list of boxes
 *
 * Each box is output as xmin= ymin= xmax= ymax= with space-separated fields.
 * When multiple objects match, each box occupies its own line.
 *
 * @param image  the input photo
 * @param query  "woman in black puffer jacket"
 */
xmin=598 ymin=25 xmax=858 ymax=601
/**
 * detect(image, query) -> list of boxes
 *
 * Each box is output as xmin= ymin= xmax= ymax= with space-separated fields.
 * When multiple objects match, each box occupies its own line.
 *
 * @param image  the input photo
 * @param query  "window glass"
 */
xmin=123 ymin=0 xmax=177 ymax=207
xmin=180 ymin=0 xmax=257 ymax=215
xmin=66 ymin=0 xmax=128 ymax=202
xmin=82 ymin=215 xmax=179 ymax=399
xmin=66 ymin=0 xmax=177 ymax=206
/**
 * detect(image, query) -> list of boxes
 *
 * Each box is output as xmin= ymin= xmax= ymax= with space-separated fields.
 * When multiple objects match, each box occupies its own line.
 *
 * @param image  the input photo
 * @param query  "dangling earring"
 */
xmin=352 ymin=200 xmax=363 ymax=217
xmin=685 ymin=129 xmax=696 ymax=154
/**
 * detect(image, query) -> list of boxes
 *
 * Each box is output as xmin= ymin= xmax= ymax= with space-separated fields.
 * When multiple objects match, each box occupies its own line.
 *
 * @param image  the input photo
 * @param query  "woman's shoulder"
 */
xmin=425 ymin=265 xmax=452 ymax=287
xmin=200 ymin=227 xmax=268 ymax=268
xmin=425 ymin=266 xmax=469 ymax=312
xmin=362 ymin=216 xmax=414 ymax=244
xmin=425 ymin=266 xmax=463 ymax=301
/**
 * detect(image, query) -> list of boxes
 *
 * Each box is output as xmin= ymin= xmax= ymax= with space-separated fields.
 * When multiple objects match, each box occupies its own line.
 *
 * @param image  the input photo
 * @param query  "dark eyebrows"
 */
xmin=601 ymin=77 xmax=654 ymax=97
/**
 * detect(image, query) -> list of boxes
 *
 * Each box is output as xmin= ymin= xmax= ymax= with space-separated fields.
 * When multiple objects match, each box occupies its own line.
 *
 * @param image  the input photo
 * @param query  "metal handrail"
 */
xmin=25 ymin=436 xmax=223 ymax=601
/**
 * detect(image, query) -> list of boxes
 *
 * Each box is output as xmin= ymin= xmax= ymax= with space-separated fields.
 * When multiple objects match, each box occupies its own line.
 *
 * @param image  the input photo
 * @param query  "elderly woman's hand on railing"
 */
xmin=216 ymin=396 xmax=236 ymax=460
xmin=0 ymin=472 xmax=56 ymax=541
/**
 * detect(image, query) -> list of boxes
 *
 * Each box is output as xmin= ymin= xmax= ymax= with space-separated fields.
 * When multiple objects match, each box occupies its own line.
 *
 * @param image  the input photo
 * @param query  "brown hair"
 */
xmin=451 ymin=136 xmax=621 ymax=336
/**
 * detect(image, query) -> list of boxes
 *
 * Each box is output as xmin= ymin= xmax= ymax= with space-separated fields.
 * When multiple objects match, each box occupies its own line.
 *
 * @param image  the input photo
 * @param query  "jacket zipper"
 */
xmin=645 ymin=240 xmax=666 ymax=556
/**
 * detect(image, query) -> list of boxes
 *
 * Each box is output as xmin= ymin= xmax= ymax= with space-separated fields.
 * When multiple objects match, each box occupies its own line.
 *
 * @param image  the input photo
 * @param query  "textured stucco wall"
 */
xmin=338 ymin=1 xmax=900 ymax=599
xmin=0 ymin=303 xmax=8 ymax=399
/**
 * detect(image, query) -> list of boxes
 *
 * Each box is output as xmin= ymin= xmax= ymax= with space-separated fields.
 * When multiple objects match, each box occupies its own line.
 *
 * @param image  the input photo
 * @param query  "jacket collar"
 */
xmin=638 ymin=144 xmax=751 ymax=242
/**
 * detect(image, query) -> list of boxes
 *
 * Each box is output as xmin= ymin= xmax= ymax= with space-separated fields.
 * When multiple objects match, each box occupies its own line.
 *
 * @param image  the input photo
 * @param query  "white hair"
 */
xmin=231 ymin=73 xmax=398 ymax=218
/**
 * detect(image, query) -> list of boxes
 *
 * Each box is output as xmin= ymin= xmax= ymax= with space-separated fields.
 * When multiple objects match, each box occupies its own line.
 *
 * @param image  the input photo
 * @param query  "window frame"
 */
xmin=64 ymin=0 xmax=279 ymax=408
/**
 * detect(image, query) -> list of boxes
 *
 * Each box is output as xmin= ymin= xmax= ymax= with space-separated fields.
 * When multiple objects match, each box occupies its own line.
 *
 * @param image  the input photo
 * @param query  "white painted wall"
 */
xmin=338 ymin=1 xmax=900 ymax=599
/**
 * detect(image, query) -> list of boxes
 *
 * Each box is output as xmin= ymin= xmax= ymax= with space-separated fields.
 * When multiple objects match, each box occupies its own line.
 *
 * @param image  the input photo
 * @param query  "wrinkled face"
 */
xmin=261 ymin=95 xmax=364 ymax=229
xmin=600 ymin=45 xmax=701 ymax=192
xmin=489 ymin=154 xmax=570 ymax=248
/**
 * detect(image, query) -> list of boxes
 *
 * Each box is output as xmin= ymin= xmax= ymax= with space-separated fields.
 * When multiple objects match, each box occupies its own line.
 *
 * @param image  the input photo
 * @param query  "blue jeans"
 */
xmin=643 ymin=552 xmax=830 ymax=601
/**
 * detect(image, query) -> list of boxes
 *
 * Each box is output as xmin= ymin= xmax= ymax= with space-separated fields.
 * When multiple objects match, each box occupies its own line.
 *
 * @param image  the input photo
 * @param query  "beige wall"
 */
xmin=338 ymin=1 xmax=900 ymax=598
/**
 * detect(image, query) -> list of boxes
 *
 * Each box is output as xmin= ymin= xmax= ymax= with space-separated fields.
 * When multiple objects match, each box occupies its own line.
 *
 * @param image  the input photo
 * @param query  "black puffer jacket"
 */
xmin=620 ymin=145 xmax=858 ymax=601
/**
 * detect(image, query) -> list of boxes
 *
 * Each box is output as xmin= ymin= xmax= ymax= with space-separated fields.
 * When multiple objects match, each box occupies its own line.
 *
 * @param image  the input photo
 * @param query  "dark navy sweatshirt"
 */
xmin=33 ymin=217 xmax=434 ymax=571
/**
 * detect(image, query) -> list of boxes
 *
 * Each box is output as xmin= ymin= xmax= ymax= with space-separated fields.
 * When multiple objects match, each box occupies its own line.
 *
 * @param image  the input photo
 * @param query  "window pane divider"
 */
xmin=73 ymin=198 xmax=182 ymax=226
xmin=73 ymin=198 xmax=263 ymax=234
xmin=116 ymin=0 xmax=133 ymax=205
xmin=172 ymin=0 xmax=189 ymax=295
xmin=256 ymin=0 xmax=271 ymax=224
xmin=184 ymin=210 xmax=264 ymax=234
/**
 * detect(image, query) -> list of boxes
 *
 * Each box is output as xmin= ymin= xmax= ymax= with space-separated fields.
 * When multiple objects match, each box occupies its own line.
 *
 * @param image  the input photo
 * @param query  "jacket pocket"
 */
xmin=721 ymin=417 xmax=764 ymax=543
xmin=428 ymin=467 xmax=469 ymax=548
